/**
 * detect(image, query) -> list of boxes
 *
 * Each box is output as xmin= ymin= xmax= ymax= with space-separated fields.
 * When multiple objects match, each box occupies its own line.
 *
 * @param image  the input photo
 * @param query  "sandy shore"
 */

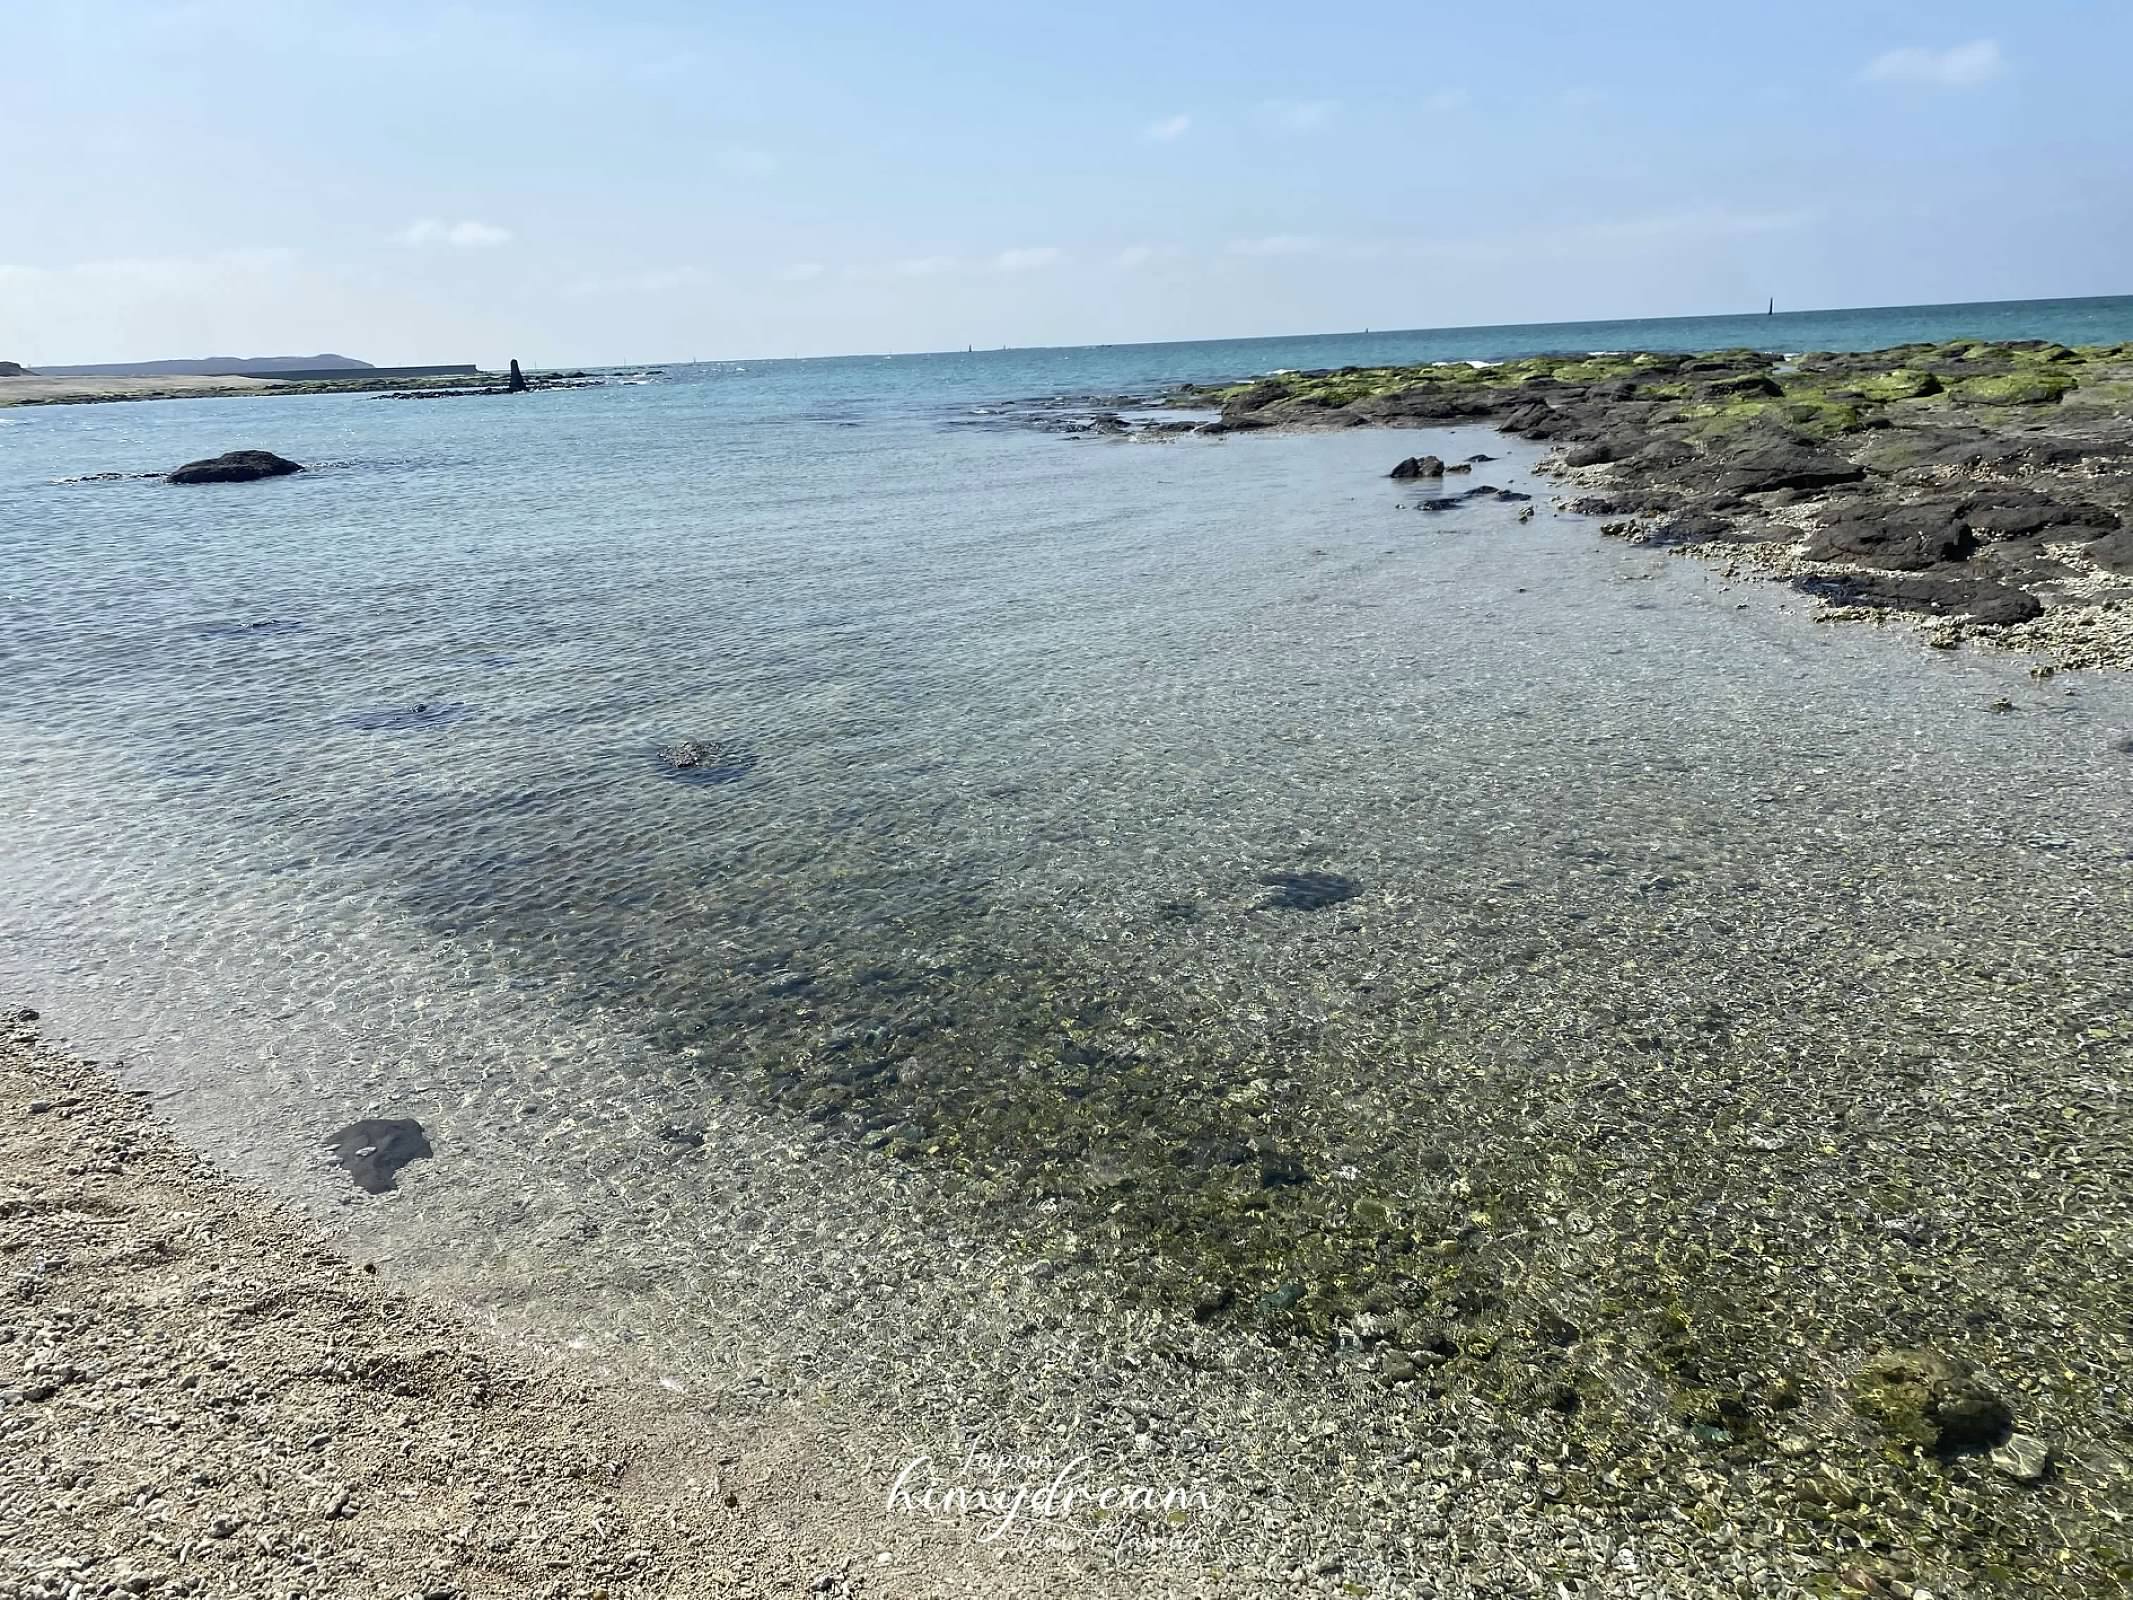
xmin=0 ymin=375 xmax=279 ymax=407
xmin=0 ymin=1011 xmax=1125 ymax=1600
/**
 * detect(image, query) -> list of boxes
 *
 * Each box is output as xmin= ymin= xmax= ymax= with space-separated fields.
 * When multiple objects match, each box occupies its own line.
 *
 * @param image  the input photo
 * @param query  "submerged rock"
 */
xmin=1990 ymin=1432 xmax=2053 ymax=1484
xmin=1390 ymin=454 xmax=1445 ymax=480
xmin=167 ymin=450 xmax=305 ymax=485
xmin=1852 ymin=1347 xmax=2012 ymax=1452
xmin=324 ymin=1117 xmax=433 ymax=1194
xmin=655 ymin=739 xmax=758 ymax=785
xmin=1260 ymin=871 xmax=1360 ymax=911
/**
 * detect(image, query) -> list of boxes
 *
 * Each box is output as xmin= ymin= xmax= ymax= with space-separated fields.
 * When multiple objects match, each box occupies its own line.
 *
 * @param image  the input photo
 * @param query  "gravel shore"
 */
xmin=0 ymin=1011 xmax=1117 ymax=1600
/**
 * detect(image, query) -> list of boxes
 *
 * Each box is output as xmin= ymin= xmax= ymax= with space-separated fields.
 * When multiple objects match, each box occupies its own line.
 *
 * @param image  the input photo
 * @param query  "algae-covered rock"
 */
xmin=1951 ymin=371 xmax=2075 ymax=406
xmin=1853 ymin=1348 xmax=2012 ymax=1452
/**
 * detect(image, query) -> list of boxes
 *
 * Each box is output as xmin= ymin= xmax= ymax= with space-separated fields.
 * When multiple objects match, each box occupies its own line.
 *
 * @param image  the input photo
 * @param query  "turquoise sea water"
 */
xmin=3 ymin=294 xmax=2133 ymax=1586
xmin=649 ymin=291 xmax=2133 ymax=425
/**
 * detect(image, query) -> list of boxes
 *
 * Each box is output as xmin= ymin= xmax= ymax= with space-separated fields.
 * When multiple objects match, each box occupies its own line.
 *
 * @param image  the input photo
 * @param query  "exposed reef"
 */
xmin=1172 ymin=339 xmax=2133 ymax=667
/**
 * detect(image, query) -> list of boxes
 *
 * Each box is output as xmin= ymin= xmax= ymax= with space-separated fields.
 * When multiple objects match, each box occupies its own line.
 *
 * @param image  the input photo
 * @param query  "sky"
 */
xmin=2 ymin=0 xmax=2130 ymax=366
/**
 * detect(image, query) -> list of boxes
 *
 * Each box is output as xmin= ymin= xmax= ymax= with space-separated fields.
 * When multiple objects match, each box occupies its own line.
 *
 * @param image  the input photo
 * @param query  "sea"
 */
xmin=4 ymin=294 xmax=2133 ymax=1560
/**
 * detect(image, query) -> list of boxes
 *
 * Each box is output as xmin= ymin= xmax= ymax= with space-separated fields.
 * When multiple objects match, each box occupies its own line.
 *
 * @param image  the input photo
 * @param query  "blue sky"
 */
xmin=3 ymin=1 xmax=2129 ymax=364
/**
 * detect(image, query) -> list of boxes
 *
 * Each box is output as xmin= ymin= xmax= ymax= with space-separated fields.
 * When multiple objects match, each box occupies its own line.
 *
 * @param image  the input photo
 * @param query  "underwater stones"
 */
xmin=166 ymin=450 xmax=305 ymax=485
xmin=1989 ymin=1432 xmax=2053 ymax=1485
xmin=323 ymin=1117 xmax=432 ymax=1195
xmin=1259 ymin=871 xmax=1360 ymax=911
xmin=1256 ymin=1147 xmax=1308 ymax=1188
xmin=654 ymin=739 xmax=758 ymax=785
xmin=342 ymin=702 xmax=470 ymax=732
xmin=1190 ymin=1284 xmax=1235 ymax=1322
xmin=1851 ymin=1348 xmax=2012 ymax=1453
xmin=1389 ymin=454 xmax=1445 ymax=479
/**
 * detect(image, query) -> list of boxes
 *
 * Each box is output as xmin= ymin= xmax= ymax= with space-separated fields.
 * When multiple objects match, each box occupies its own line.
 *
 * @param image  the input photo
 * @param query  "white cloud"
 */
xmin=890 ymin=255 xmax=959 ymax=277
xmin=399 ymin=218 xmax=513 ymax=249
xmin=715 ymin=147 xmax=777 ymax=177
xmin=1228 ymin=234 xmax=1323 ymax=258
xmin=782 ymin=262 xmax=826 ymax=282
xmin=1143 ymin=113 xmax=1191 ymax=142
xmin=1862 ymin=39 xmax=2004 ymax=88
xmin=1113 ymin=244 xmax=1184 ymax=269
xmin=1421 ymin=89 xmax=1471 ymax=114
xmin=1261 ymin=99 xmax=1336 ymax=132
xmin=993 ymin=246 xmax=1063 ymax=272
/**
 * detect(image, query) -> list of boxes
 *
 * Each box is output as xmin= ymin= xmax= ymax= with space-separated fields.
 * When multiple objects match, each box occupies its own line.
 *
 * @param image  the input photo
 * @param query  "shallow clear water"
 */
xmin=5 ymin=300 xmax=2133 ymax=1585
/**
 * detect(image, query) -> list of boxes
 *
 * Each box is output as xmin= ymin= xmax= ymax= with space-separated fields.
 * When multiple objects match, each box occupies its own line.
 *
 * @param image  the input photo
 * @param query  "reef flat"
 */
xmin=1175 ymin=339 xmax=2133 ymax=668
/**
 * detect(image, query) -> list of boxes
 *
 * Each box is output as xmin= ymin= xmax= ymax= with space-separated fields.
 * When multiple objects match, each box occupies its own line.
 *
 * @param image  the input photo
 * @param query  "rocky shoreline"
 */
xmin=1171 ymin=338 xmax=2133 ymax=668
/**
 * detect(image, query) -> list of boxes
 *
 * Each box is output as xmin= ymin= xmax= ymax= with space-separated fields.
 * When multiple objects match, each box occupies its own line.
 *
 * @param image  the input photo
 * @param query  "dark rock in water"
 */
xmin=1257 ymin=1148 xmax=1308 ymax=1188
xmin=194 ymin=617 xmax=305 ymax=638
xmin=1390 ymin=454 xmax=1445 ymax=480
xmin=324 ymin=1117 xmax=432 ymax=1194
xmin=1853 ymin=1348 xmax=2012 ymax=1453
xmin=167 ymin=450 xmax=305 ymax=485
xmin=343 ymin=702 xmax=470 ymax=732
xmin=506 ymin=358 xmax=529 ymax=394
xmin=1713 ymin=440 xmax=1866 ymax=496
xmin=1793 ymin=572 xmax=2043 ymax=626
xmin=1443 ymin=461 xmax=1473 ymax=474
xmin=656 ymin=739 xmax=758 ymax=785
xmin=1260 ymin=870 xmax=1360 ymax=911
xmin=1465 ymin=453 xmax=1496 ymax=463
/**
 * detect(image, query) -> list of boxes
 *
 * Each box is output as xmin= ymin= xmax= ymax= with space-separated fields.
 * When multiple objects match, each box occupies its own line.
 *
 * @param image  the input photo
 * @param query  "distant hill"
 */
xmin=0 ymin=361 xmax=30 ymax=377
xmin=36 ymin=354 xmax=376 ymax=378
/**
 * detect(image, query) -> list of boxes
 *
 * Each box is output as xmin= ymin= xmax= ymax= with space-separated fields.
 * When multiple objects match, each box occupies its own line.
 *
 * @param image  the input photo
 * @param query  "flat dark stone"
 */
xmin=343 ymin=703 xmax=471 ymax=732
xmin=167 ymin=450 xmax=305 ymax=485
xmin=1260 ymin=871 xmax=1360 ymax=911
xmin=324 ymin=1117 xmax=432 ymax=1194
xmin=1792 ymin=572 xmax=2042 ymax=626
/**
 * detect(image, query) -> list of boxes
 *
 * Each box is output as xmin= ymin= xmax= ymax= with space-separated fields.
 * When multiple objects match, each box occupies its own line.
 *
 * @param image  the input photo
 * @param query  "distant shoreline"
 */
xmin=0 ymin=370 xmax=518 ymax=408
